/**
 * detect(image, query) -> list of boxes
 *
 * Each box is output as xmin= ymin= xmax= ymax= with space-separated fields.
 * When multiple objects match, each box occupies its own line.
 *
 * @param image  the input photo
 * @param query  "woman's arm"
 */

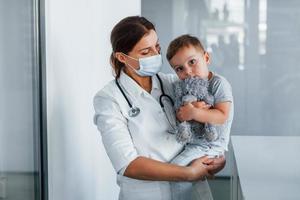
xmin=124 ymin=156 xmax=217 ymax=182
xmin=94 ymin=91 xmax=221 ymax=182
xmin=177 ymin=102 xmax=231 ymax=124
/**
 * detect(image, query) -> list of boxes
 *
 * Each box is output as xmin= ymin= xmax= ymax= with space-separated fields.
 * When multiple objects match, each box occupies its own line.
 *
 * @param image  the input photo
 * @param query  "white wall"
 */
xmin=45 ymin=0 xmax=140 ymax=199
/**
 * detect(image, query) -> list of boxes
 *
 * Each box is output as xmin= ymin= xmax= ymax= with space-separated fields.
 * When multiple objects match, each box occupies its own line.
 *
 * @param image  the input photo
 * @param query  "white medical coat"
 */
xmin=93 ymin=71 xmax=183 ymax=200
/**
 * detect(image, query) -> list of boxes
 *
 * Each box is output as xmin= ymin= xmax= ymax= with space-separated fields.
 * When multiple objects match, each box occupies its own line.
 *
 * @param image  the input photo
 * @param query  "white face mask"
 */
xmin=123 ymin=53 xmax=163 ymax=76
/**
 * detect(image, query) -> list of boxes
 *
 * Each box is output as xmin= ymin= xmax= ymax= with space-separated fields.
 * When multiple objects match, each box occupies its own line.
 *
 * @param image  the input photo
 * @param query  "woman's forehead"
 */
xmin=133 ymin=30 xmax=158 ymax=51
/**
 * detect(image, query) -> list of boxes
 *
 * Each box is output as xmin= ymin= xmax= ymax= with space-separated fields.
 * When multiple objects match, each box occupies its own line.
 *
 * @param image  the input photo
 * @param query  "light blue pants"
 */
xmin=170 ymin=144 xmax=223 ymax=200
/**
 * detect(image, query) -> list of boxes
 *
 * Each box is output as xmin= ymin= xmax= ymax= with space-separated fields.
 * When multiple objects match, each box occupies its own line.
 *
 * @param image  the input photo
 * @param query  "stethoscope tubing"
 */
xmin=156 ymin=74 xmax=174 ymax=108
xmin=115 ymin=74 xmax=174 ymax=116
xmin=115 ymin=78 xmax=133 ymax=108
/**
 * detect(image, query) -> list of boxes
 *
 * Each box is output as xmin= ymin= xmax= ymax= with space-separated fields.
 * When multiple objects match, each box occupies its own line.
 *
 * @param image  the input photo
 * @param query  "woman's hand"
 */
xmin=202 ymin=156 xmax=226 ymax=175
xmin=176 ymin=103 xmax=195 ymax=122
xmin=186 ymin=156 xmax=216 ymax=181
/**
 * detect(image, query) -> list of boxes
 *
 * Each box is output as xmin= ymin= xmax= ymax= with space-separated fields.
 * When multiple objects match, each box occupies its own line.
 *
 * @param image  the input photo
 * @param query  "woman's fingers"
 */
xmin=187 ymin=155 xmax=226 ymax=180
xmin=187 ymin=157 xmax=215 ymax=181
xmin=211 ymin=155 xmax=226 ymax=165
xmin=206 ymin=162 xmax=219 ymax=170
xmin=202 ymin=158 xmax=214 ymax=165
xmin=206 ymin=163 xmax=226 ymax=175
xmin=189 ymin=157 xmax=205 ymax=166
xmin=197 ymin=156 xmax=213 ymax=164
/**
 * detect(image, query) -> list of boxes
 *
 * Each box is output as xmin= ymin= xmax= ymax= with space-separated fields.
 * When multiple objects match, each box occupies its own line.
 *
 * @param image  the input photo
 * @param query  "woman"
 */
xmin=93 ymin=16 xmax=225 ymax=200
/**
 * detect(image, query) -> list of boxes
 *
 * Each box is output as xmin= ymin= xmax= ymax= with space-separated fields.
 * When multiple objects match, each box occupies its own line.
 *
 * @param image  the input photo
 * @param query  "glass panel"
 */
xmin=0 ymin=0 xmax=41 ymax=199
xmin=142 ymin=0 xmax=300 ymax=137
xmin=142 ymin=0 xmax=300 ymax=199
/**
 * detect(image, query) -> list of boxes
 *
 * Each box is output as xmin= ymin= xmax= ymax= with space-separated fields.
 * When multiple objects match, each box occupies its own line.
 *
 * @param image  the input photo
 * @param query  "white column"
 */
xmin=45 ymin=0 xmax=140 ymax=199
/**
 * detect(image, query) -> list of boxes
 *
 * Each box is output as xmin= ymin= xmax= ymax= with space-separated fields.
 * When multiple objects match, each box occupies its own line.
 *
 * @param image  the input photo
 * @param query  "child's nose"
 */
xmin=185 ymin=67 xmax=192 ymax=76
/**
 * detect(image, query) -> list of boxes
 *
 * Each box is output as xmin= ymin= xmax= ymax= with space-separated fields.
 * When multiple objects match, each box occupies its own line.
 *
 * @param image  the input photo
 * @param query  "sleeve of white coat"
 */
xmin=93 ymin=92 xmax=139 ymax=174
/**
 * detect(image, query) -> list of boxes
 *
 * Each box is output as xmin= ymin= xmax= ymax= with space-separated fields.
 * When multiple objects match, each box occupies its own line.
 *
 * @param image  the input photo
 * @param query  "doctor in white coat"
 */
xmin=93 ymin=16 xmax=226 ymax=200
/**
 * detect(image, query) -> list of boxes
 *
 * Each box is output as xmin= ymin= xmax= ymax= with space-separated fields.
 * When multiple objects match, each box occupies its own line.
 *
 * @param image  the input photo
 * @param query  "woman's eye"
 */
xmin=141 ymin=51 xmax=150 ymax=55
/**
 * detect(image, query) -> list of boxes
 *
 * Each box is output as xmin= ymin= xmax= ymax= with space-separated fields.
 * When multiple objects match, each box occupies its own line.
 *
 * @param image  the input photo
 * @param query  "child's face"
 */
xmin=169 ymin=45 xmax=210 ymax=80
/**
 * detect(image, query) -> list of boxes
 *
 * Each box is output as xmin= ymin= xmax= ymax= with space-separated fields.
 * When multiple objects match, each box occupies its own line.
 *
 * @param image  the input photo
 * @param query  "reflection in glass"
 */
xmin=0 ymin=0 xmax=42 ymax=199
xmin=142 ymin=0 xmax=300 ymax=198
xmin=142 ymin=0 xmax=300 ymax=136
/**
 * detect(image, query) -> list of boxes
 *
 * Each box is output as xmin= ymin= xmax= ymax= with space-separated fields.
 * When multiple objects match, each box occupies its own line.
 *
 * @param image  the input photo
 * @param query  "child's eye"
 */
xmin=175 ymin=66 xmax=184 ymax=73
xmin=188 ymin=58 xmax=197 ymax=66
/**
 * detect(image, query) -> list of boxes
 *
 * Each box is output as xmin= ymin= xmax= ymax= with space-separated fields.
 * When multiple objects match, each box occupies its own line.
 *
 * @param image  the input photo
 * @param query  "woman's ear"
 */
xmin=114 ymin=52 xmax=127 ymax=64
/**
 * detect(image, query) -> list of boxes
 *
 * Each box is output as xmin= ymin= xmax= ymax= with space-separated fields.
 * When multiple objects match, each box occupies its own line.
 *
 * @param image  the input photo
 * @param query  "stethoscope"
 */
xmin=115 ymin=74 xmax=174 ymax=118
xmin=115 ymin=77 xmax=141 ymax=117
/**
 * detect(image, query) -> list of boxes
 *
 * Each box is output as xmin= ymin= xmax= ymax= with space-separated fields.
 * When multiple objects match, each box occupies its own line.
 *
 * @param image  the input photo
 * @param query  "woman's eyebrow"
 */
xmin=138 ymin=39 xmax=160 ymax=52
xmin=138 ymin=47 xmax=151 ymax=52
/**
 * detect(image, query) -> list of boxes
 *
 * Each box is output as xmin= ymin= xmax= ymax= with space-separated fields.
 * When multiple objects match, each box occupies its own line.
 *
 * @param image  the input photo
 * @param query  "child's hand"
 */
xmin=192 ymin=101 xmax=211 ymax=109
xmin=176 ymin=103 xmax=196 ymax=121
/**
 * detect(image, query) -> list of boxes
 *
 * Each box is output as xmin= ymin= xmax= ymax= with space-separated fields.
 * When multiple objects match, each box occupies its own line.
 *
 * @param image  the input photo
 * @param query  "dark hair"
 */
xmin=166 ymin=34 xmax=205 ymax=61
xmin=110 ymin=16 xmax=155 ymax=79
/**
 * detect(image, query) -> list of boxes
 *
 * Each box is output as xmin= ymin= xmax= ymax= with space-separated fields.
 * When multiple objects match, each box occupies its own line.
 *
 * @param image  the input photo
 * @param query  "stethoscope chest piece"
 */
xmin=129 ymin=106 xmax=140 ymax=117
xmin=115 ymin=74 xmax=171 ymax=118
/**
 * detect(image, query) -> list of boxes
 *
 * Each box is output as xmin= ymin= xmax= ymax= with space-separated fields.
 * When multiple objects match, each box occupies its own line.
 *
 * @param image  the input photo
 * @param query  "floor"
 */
xmin=0 ymin=173 xmax=36 ymax=200
xmin=0 ymin=173 xmax=231 ymax=200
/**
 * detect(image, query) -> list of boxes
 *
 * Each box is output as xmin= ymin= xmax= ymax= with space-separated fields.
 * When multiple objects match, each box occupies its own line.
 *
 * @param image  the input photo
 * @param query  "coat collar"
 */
xmin=118 ymin=70 xmax=160 ymax=97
